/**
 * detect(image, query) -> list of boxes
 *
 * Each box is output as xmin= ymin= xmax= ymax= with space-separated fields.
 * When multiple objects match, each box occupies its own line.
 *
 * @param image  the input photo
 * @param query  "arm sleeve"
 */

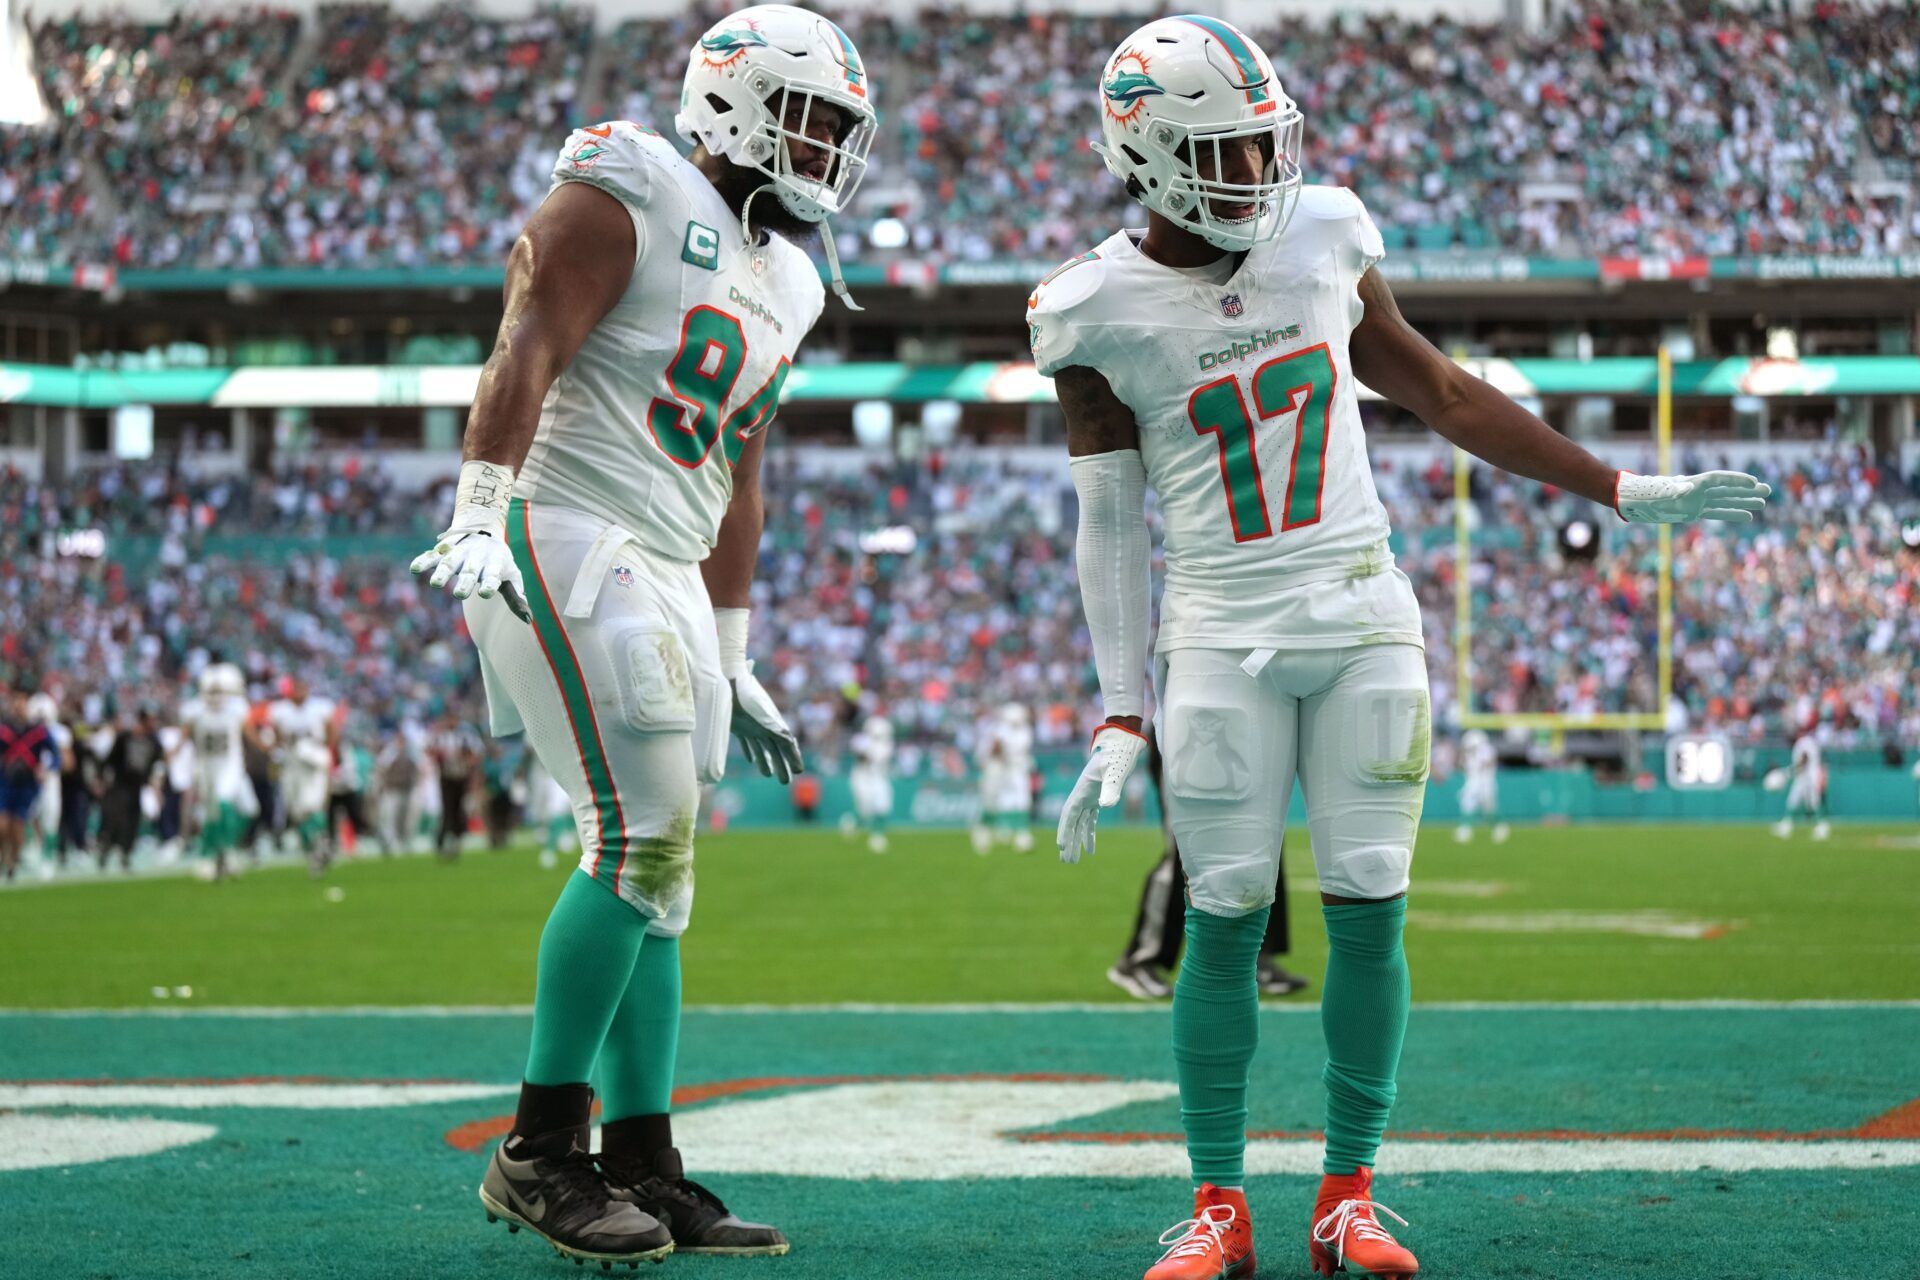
xmin=1070 ymin=449 xmax=1152 ymax=720
xmin=549 ymin=123 xmax=653 ymax=261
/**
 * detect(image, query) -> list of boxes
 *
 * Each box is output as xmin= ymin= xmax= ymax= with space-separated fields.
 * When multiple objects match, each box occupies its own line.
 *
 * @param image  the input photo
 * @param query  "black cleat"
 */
xmin=1106 ymin=959 xmax=1173 ymax=1000
xmin=603 ymin=1146 xmax=790 ymax=1256
xmin=1256 ymin=958 xmax=1310 ymax=996
xmin=479 ymin=1135 xmax=673 ymax=1266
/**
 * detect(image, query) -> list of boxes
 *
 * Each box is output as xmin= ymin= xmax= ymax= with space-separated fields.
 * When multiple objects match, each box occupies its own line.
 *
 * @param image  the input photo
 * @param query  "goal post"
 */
xmin=1452 ymin=346 xmax=1674 ymax=733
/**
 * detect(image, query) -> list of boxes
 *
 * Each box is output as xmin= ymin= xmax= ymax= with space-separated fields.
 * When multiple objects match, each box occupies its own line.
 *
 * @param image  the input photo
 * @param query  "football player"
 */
xmin=268 ymin=676 xmax=338 ymax=874
xmin=410 ymin=4 xmax=875 ymax=1267
xmin=182 ymin=664 xmax=257 ymax=881
xmin=1454 ymin=728 xmax=1506 ymax=844
xmin=25 ymin=692 xmax=72 ymax=876
xmin=1034 ymin=17 xmax=1770 ymax=1280
xmin=846 ymin=713 xmax=895 ymax=853
xmin=972 ymin=703 xmax=1036 ymax=853
xmin=1775 ymin=721 xmax=1830 ymax=840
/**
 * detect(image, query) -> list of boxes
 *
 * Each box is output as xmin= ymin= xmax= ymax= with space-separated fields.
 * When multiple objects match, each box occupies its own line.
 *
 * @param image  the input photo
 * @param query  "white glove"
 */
xmin=1056 ymin=722 xmax=1148 ymax=864
xmin=1615 ymin=471 xmax=1770 ymax=524
xmin=714 ymin=608 xmax=803 ymax=785
xmin=728 ymin=666 xmax=805 ymax=785
xmin=410 ymin=461 xmax=530 ymax=622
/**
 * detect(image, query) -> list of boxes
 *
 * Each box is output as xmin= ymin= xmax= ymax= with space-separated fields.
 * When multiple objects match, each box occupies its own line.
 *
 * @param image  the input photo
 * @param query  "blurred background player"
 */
xmin=972 ymin=702 xmax=1036 ymax=853
xmin=373 ymin=718 xmax=428 ymax=855
xmin=408 ymin=5 xmax=871 ymax=1265
xmin=1775 ymin=724 xmax=1831 ymax=840
xmin=1110 ymin=735 xmax=1307 ymax=1000
xmin=1455 ymin=729 xmax=1508 ymax=844
xmin=270 ymin=678 xmax=339 ymax=874
xmin=328 ymin=723 xmax=377 ymax=858
xmin=183 ymin=664 xmax=258 ymax=881
xmin=527 ymin=756 xmax=576 ymax=870
xmin=845 ymin=714 xmax=895 ymax=853
xmin=96 ymin=707 xmax=164 ymax=871
xmin=26 ymin=692 xmax=72 ymax=879
xmin=1 ymin=689 xmax=61 ymax=882
xmin=429 ymin=713 xmax=481 ymax=861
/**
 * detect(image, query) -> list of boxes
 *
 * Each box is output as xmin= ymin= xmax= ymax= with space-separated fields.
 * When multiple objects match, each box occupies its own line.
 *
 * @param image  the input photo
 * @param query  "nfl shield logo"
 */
xmin=613 ymin=565 xmax=634 ymax=588
xmin=1219 ymin=294 xmax=1244 ymax=318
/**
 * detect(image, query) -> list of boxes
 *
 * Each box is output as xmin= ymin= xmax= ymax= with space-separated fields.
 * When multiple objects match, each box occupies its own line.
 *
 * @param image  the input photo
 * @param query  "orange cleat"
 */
xmin=1309 ymin=1167 xmax=1417 ymax=1279
xmin=1145 ymin=1184 xmax=1255 ymax=1280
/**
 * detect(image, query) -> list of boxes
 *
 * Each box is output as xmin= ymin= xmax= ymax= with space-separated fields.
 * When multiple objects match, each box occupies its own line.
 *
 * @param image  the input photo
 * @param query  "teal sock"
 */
xmin=596 ymin=933 xmax=681 ymax=1122
xmin=1173 ymin=903 xmax=1269 ymax=1185
xmin=1321 ymin=898 xmax=1411 ymax=1174
xmin=525 ymin=871 xmax=651 ymax=1085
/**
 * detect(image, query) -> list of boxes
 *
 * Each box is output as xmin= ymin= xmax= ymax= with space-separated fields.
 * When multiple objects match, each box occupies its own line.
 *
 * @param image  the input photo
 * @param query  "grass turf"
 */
xmin=1 ymin=822 xmax=1916 ymax=1007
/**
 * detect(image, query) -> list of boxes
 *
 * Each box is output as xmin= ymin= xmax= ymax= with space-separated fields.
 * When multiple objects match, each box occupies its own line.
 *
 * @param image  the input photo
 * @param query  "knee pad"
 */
xmin=1323 ymin=841 xmax=1413 ymax=900
xmin=1175 ymin=806 xmax=1280 ymax=916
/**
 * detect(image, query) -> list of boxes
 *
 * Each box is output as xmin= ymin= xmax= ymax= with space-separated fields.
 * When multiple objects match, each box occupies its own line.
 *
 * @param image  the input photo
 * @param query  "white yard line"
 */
xmin=2 ymin=999 xmax=1917 ymax=1018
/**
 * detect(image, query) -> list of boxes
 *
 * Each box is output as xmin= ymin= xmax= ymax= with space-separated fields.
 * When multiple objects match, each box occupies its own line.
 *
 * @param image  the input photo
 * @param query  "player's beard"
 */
xmin=712 ymin=159 xmax=821 ymax=242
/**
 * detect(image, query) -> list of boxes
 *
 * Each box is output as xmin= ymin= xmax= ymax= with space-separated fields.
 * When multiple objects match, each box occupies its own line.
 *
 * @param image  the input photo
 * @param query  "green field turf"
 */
xmin=1 ymin=823 xmax=1917 ymax=1008
xmin=6 ymin=822 xmax=1919 ymax=1280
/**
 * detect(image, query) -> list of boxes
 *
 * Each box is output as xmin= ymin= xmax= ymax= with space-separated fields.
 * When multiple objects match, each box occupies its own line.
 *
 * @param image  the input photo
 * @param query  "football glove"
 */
xmin=410 ymin=460 xmax=531 ymax=622
xmin=729 ymin=666 xmax=804 ymax=785
xmin=1615 ymin=471 xmax=1770 ymax=524
xmin=1056 ymin=722 xmax=1148 ymax=864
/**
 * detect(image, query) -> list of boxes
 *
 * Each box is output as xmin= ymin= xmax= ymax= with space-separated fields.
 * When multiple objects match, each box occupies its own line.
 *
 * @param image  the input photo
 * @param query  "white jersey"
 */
xmin=1030 ymin=187 xmax=1422 ymax=653
xmin=271 ymin=697 xmax=335 ymax=764
xmin=516 ymin=120 xmax=828 ymax=563
xmin=1463 ymin=735 xmax=1496 ymax=782
xmin=851 ymin=727 xmax=894 ymax=772
xmin=183 ymin=697 xmax=249 ymax=791
xmin=1791 ymin=734 xmax=1824 ymax=783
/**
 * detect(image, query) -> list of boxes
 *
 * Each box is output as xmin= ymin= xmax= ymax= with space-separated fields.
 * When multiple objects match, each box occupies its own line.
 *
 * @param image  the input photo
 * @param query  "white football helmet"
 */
xmin=27 ymin=691 xmax=58 ymax=724
xmin=677 ymin=5 xmax=876 ymax=225
xmin=1093 ymin=16 xmax=1303 ymax=251
xmin=864 ymin=715 xmax=893 ymax=742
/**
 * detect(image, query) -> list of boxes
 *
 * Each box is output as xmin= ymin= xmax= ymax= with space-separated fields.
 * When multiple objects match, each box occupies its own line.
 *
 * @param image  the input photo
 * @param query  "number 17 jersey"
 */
xmin=1029 ymin=185 xmax=1422 ymax=654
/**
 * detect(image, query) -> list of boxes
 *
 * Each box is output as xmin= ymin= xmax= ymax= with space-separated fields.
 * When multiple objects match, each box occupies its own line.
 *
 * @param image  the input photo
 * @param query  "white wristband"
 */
xmin=714 ymin=607 xmax=751 ymax=679
xmin=454 ymin=459 xmax=516 ymax=530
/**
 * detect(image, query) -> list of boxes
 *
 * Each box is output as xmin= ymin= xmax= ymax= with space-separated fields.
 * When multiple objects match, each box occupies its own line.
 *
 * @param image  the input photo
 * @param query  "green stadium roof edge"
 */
xmin=6 ymin=254 xmax=1920 ymax=294
xmin=4 ymin=356 xmax=1919 ymax=409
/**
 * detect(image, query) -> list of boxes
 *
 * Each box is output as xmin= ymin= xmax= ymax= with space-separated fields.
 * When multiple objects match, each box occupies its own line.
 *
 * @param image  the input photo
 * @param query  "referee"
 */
xmin=1107 ymin=734 xmax=1307 ymax=1000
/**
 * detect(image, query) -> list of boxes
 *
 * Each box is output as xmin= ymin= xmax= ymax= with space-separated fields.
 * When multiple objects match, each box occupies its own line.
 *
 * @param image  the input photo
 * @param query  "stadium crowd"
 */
xmin=5 ymin=1 xmax=1917 ymax=269
xmin=4 ymin=440 xmax=1917 ymax=841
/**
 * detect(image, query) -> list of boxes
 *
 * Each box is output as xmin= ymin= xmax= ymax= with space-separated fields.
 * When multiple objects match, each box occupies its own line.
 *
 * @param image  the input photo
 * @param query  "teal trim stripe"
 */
xmin=825 ymin=19 xmax=864 ymax=88
xmin=506 ymin=498 xmax=628 ymax=889
xmin=1177 ymin=14 xmax=1270 ymax=103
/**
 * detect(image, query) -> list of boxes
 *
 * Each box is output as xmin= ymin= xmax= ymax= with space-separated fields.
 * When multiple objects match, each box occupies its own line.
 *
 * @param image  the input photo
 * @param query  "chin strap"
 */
xmin=816 ymin=219 xmax=860 ymax=311
xmin=739 ymin=183 xmax=861 ymax=312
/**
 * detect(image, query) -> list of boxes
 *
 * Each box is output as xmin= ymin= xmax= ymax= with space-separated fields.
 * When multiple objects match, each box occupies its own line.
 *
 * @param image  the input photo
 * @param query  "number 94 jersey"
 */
xmin=1031 ymin=186 xmax=1422 ymax=654
xmin=516 ymin=122 xmax=827 ymax=563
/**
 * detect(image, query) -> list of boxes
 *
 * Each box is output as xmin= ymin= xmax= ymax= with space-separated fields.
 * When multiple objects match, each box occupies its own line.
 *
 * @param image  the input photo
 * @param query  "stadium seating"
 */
xmin=6 ymin=2 xmax=1916 ymax=268
xmin=5 ymin=444 xmax=1916 ymax=767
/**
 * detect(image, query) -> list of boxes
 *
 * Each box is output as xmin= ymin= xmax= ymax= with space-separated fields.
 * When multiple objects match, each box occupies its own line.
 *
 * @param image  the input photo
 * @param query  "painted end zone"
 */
xmin=6 ymin=1006 xmax=1920 ymax=1280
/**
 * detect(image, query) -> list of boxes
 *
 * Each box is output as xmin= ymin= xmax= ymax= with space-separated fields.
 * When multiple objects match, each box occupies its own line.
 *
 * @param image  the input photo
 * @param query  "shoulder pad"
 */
xmin=549 ymin=121 xmax=678 ymax=211
xmin=1295 ymin=184 xmax=1384 ymax=276
xmin=1027 ymin=246 xmax=1118 ymax=378
xmin=1293 ymin=184 xmax=1366 ymax=223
